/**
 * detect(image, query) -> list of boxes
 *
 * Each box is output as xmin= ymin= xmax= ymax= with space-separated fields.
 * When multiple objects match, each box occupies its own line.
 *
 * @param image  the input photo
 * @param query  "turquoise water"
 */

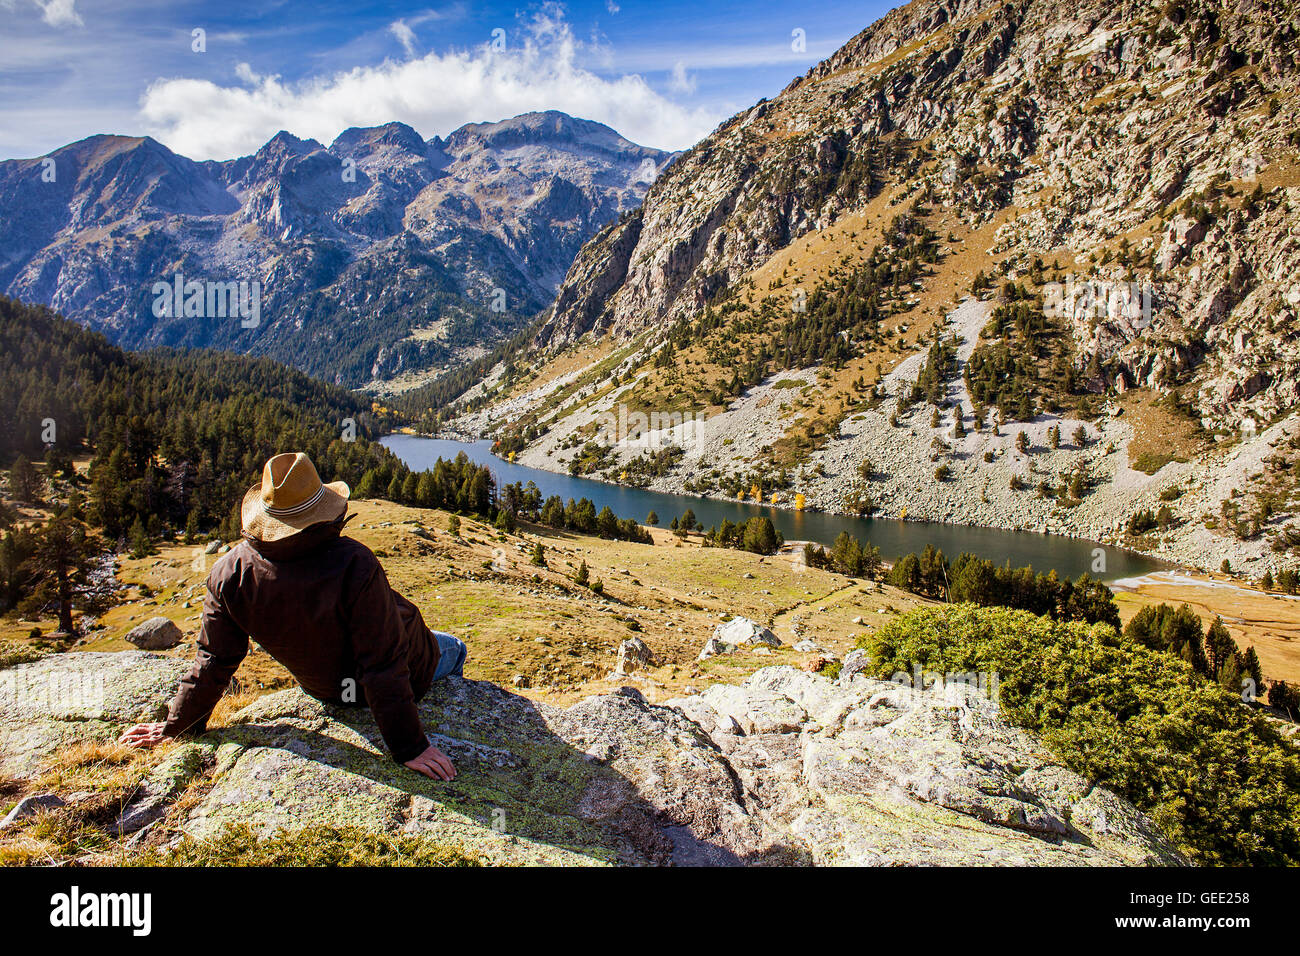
xmin=381 ymin=434 xmax=1166 ymax=581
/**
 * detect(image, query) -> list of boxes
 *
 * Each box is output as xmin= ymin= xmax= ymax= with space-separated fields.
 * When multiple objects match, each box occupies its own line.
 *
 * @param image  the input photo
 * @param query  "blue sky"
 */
xmin=0 ymin=0 xmax=896 ymax=160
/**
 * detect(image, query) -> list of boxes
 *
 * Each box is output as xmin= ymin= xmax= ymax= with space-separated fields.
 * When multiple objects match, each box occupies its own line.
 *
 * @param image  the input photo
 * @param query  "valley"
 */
xmin=424 ymin=0 xmax=1300 ymax=589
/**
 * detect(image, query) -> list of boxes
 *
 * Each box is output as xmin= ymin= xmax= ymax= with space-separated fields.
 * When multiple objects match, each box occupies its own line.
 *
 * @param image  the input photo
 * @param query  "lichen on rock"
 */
xmin=0 ymin=651 xmax=191 ymax=779
xmin=2 ymin=652 xmax=1183 ymax=866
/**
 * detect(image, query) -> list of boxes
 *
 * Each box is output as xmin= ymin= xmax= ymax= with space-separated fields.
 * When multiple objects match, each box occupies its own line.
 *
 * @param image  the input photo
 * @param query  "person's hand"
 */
xmin=404 ymin=743 xmax=456 ymax=781
xmin=118 ymin=722 xmax=168 ymax=749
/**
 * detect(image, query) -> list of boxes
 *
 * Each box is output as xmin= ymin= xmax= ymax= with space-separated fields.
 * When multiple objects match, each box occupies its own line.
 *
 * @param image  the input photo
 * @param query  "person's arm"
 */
xmin=349 ymin=560 xmax=452 ymax=779
xmin=121 ymin=573 xmax=249 ymax=749
xmin=164 ymin=576 xmax=250 ymax=736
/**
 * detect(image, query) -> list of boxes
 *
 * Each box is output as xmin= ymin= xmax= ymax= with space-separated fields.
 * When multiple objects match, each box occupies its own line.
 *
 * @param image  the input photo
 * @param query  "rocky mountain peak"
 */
xmin=331 ymin=121 xmax=429 ymax=158
xmin=445 ymin=110 xmax=653 ymax=159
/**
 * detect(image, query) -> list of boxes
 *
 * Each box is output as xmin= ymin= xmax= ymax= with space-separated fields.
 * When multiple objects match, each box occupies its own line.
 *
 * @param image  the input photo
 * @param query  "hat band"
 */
xmin=262 ymin=484 xmax=326 ymax=518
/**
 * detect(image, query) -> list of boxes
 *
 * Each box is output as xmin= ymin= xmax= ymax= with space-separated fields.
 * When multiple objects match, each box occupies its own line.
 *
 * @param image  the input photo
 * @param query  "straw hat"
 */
xmin=240 ymin=452 xmax=349 ymax=542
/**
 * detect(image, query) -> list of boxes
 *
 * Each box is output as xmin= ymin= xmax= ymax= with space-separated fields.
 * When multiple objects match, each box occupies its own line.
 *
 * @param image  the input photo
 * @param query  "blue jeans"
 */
xmin=430 ymin=630 xmax=467 ymax=681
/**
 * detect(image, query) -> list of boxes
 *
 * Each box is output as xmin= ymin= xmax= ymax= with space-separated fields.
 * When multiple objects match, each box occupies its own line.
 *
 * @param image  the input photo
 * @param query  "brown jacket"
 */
xmin=163 ymin=518 xmax=440 ymax=763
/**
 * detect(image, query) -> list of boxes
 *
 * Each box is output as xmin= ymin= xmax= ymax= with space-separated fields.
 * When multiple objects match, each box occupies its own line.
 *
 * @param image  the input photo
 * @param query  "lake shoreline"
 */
xmin=382 ymin=433 xmax=1171 ymax=582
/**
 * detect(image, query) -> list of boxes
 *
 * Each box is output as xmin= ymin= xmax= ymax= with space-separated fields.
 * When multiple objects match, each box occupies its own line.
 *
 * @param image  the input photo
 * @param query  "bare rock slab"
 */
xmin=0 ymin=651 xmax=190 ymax=779
xmin=3 ymin=653 xmax=1184 ymax=867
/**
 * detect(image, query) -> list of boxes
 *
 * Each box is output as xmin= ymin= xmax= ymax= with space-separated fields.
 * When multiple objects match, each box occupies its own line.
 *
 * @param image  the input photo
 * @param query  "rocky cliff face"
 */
xmin=1 ymin=651 xmax=1182 ymax=865
xmin=538 ymin=0 xmax=1299 ymax=429
xmin=0 ymin=112 xmax=673 ymax=386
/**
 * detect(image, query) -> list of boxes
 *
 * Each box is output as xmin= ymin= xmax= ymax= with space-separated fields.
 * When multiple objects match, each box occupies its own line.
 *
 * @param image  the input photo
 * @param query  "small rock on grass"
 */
xmin=125 ymin=616 xmax=183 ymax=651
xmin=614 ymin=637 xmax=656 ymax=675
xmin=714 ymin=617 xmax=782 ymax=648
xmin=0 ymin=793 xmax=65 ymax=830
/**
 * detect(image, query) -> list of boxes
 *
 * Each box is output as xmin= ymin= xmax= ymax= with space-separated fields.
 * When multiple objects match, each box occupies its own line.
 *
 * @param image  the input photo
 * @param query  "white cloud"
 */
xmin=138 ymin=9 xmax=722 ymax=159
xmin=5 ymin=0 xmax=84 ymax=27
xmin=389 ymin=19 xmax=417 ymax=58
xmin=605 ymin=1 xmax=620 ymax=12
xmin=668 ymin=61 xmax=696 ymax=95
xmin=40 ymin=0 xmax=81 ymax=27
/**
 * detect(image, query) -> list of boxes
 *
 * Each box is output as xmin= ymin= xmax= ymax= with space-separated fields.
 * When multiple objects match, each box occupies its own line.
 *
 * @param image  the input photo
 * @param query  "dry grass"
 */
xmin=1121 ymin=391 xmax=1206 ymax=474
xmin=0 ymin=738 xmax=184 ymax=867
xmin=1114 ymin=575 xmax=1300 ymax=686
xmin=511 ymin=336 xmax=625 ymax=399
xmin=32 ymin=738 xmax=142 ymax=794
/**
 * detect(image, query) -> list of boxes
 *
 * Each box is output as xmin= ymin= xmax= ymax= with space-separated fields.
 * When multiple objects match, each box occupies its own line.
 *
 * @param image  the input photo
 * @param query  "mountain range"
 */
xmin=0 ymin=111 xmax=674 ymax=387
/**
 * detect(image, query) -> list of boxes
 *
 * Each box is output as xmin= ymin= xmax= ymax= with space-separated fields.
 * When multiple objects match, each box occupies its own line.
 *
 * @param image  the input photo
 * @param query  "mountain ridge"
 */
xmin=0 ymin=111 xmax=676 ymax=387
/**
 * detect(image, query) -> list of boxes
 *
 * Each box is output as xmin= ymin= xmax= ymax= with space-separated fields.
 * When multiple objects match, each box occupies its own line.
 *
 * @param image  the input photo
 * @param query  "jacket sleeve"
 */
xmin=348 ymin=560 xmax=428 ymax=764
xmin=162 ymin=575 xmax=249 ymax=738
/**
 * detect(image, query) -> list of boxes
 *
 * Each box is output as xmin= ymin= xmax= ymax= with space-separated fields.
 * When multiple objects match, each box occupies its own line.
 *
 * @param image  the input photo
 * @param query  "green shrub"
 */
xmin=1131 ymin=451 xmax=1180 ymax=475
xmin=860 ymin=605 xmax=1300 ymax=865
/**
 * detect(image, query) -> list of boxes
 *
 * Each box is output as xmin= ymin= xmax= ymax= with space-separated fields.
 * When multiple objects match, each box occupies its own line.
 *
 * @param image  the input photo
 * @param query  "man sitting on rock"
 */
xmin=119 ymin=452 xmax=466 ymax=781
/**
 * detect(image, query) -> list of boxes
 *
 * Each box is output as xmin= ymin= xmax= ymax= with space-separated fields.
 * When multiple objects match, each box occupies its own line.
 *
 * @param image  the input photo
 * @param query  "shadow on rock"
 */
xmin=197 ymin=676 xmax=805 ymax=866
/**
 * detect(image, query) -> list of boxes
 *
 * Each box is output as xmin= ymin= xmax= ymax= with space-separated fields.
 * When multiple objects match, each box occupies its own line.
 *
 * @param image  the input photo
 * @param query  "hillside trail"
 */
xmin=770 ymin=580 xmax=874 ymax=642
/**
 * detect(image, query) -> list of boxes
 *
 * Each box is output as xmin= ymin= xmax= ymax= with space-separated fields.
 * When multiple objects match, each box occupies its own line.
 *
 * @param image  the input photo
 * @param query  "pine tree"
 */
xmin=742 ymin=516 xmax=779 ymax=555
xmin=1068 ymin=472 xmax=1085 ymax=500
xmin=18 ymin=515 xmax=101 ymax=633
xmin=1242 ymin=646 xmax=1263 ymax=693
xmin=830 ymin=531 xmax=865 ymax=575
xmin=1268 ymin=680 xmax=1299 ymax=719
xmin=353 ymin=470 xmax=381 ymax=499
xmin=415 ymin=472 xmax=436 ymax=509
xmin=1218 ymin=654 xmax=1243 ymax=695
xmin=596 ymin=506 xmax=619 ymax=539
xmin=1205 ymin=617 xmax=1237 ymax=676
xmin=540 ymin=496 xmax=565 ymax=527
xmin=129 ymin=516 xmax=153 ymax=559
xmin=8 ymin=454 xmax=39 ymax=502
